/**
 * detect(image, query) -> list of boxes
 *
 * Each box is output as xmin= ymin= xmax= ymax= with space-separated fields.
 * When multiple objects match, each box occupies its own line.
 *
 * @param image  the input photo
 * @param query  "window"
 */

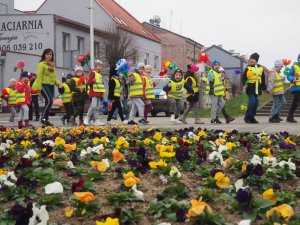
xmin=77 ymin=36 xmax=84 ymax=54
xmin=144 ymin=53 xmax=149 ymax=65
xmin=62 ymin=33 xmax=70 ymax=51
xmin=154 ymin=55 xmax=159 ymax=70
xmin=94 ymin=41 xmax=101 ymax=59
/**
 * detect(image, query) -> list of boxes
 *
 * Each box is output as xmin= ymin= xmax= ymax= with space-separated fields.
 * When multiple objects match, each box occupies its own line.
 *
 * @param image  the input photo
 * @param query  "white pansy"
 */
xmin=169 ymin=166 xmax=182 ymax=178
xmin=28 ymin=203 xmax=49 ymax=225
xmin=132 ymin=184 xmax=144 ymax=201
xmin=67 ymin=161 xmax=76 ymax=169
xmin=80 ymin=150 xmax=88 ymax=157
xmin=234 ymin=179 xmax=248 ymax=191
xmin=208 ymin=151 xmax=224 ymax=166
xmin=208 ymin=141 xmax=217 ymax=151
xmin=42 ymin=140 xmax=55 ymax=147
xmin=279 ymin=159 xmax=296 ymax=170
xmin=159 ymin=174 xmax=168 ymax=184
xmin=106 ymin=138 xmax=110 ymax=143
xmin=218 ymin=145 xmax=228 ymax=153
xmin=101 ymin=158 xmax=110 ymax=168
xmin=263 ymin=157 xmax=277 ymax=167
xmin=7 ymin=171 xmax=17 ymax=181
xmin=250 ymin=155 xmax=262 ymax=165
xmin=218 ymin=132 xmax=224 ymax=137
xmin=23 ymin=149 xmax=37 ymax=159
xmin=238 ymin=219 xmax=251 ymax=225
xmin=44 ymin=181 xmax=64 ymax=194
xmin=157 ymin=223 xmax=171 ymax=225
xmin=188 ymin=132 xmax=196 ymax=138
xmin=0 ymin=171 xmax=17 ymax=187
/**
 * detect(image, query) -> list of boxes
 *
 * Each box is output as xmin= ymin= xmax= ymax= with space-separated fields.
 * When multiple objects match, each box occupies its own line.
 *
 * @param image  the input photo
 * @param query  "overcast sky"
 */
xmin=14 ymin=0 xmax=300 ymax=69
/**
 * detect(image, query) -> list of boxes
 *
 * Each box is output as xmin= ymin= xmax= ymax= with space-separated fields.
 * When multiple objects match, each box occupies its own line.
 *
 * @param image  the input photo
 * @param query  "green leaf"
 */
xmin=253 ymin=198 xmax=274 ymax=209
xmin=243 ymin=209 xmax=257 ymax=221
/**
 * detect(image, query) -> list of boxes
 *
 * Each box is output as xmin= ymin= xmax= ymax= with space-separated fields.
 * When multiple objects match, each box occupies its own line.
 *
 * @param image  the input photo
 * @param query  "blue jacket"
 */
xmin=287 ymin=62 xmax=300 ymax=93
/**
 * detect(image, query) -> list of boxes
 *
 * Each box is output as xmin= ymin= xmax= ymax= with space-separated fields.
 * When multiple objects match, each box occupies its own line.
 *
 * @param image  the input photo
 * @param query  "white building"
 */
xmin=0 ymin=0 xmax=161 ymax=108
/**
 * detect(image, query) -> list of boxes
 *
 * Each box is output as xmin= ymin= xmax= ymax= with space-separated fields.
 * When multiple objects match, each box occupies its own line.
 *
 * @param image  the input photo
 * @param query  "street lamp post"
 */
xmin=90 ymin=0 xmax=94 ymax=69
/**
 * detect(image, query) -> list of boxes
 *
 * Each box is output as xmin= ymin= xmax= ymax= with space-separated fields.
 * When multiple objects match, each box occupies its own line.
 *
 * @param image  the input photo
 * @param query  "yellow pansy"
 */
xmin=21 ymin=140 xmax=31 ymax=150
xmin=225 ymin=142 xmax=236 ymax=151
xmin=93 ymin=137 xmax=100 ymax=145
xmin=115 ymin=136 xmax=129 ymax=149
xmin=266 ymin=204 xmax=294 ymax=220
xmin=65 ymin=207 xmax=74 ymax=218
xmin=215 ymin=138 xmax=226 ymax=146
xmin=153 ymin=132 xmax=162 ymax=141
xmin=262 ymin=188 xmax=277 ymax=204
xmin=224 ymin=157 xmax=233 ymax=167
xmin=54 ymin=136 xmax=66 ymax=146
xmin=149 ymin=159 xmax=167 ymax=169
xmin=242 ymin=163 xmax=247 ymax=172
xmin=96 ymin=217 xmax=120 ymax=225
xmin=162 ymin=137 xmax=169 ymax=144
xmin=112 ymin=149 xmax=124 ymax=163
xmin=123 ymin=171 xmax=140 ymax=187
xmin=0 ymin=170 xmax=8 ymax=175
xmin=65 ymin=143 xmax=77 ymax=152
xmin=187 ymin=197 xmax=212 ymax=218
xmin=198 ymin=130 xmax=207 ymax=137
xmin=171 ymin=137 xmax=177 ymax=142
xmin=214 ymin=172 xmax=230 ymax=188
xmin=285 ymin=137 xmax=296 ymax=145
xmin=160 ymin=151 xmax=176 ymax=158
xmin=90 ymin=161 xmax=107 ymax=172
xmin=144 ymin=138 xmax=153 ymax=145
xmin=74 ymin=192 xmax=97 ymax=204
xmin=260 ymin=147 xmax=272 ymax=158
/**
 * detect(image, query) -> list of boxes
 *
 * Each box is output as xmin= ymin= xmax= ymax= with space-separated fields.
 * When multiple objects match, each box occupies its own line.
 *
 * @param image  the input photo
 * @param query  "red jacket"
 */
xmin=88 ymin=71 xmax=103 ymax=98
xmin=1 ymin=86 xmax=16 ymax=107
xmin=16 ymin=79 xmax=31 ymax=105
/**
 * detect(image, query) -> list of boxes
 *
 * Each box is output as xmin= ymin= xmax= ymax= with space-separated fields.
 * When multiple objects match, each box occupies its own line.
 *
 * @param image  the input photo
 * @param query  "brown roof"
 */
xmin=95 ymin=0 xmax=160 ymax=43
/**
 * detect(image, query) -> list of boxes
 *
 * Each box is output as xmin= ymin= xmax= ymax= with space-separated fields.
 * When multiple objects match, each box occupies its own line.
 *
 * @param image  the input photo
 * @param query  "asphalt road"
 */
xmin=0 ymin=113 xmax=299 ymax=135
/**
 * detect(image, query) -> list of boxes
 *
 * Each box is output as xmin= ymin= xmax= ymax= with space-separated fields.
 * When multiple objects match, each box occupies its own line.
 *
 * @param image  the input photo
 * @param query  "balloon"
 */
xmin=282 ymin=58 xmax=291 ymax=66
xmin=77 ymin=57 xmax=83 ymax=64
xmin=16 ymin=60 xmax=25 ymax=69
xmin=198 ymin=52 xmax=209 ymax=63
xmin=283 ymin=67 xmax=291 ymax=76
xmin=116 ymin=58 xmax=129 ymax=76
xmin=82 ymin=54 xmax=87 ymax=60
xmin=234 ymin=69 xmax=242 ymax=75
xmin=126 ymin=60 xmax=133 ymax=69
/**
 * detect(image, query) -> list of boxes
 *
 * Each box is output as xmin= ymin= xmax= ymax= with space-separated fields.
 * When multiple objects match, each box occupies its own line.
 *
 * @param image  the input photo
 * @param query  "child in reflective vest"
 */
xmin=106 ymin=72 xmax=127 ymax=125
xmin=28 ymin=73 xmax=40 ymax=121
xmin=69 ymin=66 xmax=87 ymax=126
xmin=16 ymin=72 xmax=32 ymax=128
xmin=1 ymin=78 xmax=17 ymax=126
xmin=143 ymin=65 xmax=155 ymax=122
xmin=163 ymin=69 xmax=194 ymax=123
xmin=58 ymin=74 xmax=73 ymax=125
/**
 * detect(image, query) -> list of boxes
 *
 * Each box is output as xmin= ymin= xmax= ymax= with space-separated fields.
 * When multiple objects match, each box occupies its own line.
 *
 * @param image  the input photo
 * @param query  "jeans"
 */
xmin=87 ymin=97 xmax=100 ymax=119
xmin=288 ymin=92 xmax=300 ymax=118
xmin=210 ymin=95 xmax=225 ymax=120
xmin=108 ymin=98 xmax=124 ymax=121
xmin=169 ymin=98 xmax=184 ymax=117
xmin=73 ymin=101 xmax=84 ymax=120
xmin=181 ymin=101 xmax=200 ymax=122
xmin=41 ymin=84 xmax=54 ymax=121
xmin=270 ymin=94 xmax=287 ymax=117
xmin=29 ymin=95 xmax=40 ymax=119
xmin=246 ymin=94 xmax=259 ymax=119
xmin=129 ymin=97 xmax=145 ymax=121
xmin=63 ymin=102 xmax=74 ymax=123
xmin=18 ymin=104 xmax=29 ymax=121
xmin=9 ymin=106 xmax=16 ymax=122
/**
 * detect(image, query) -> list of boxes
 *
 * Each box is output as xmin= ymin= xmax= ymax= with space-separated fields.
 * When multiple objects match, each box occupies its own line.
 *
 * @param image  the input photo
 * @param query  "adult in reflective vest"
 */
xmin=266 ymin=60 xmax=286 ymax=123
xmin=106 ymin=72 xmax=127 ymax=125
xmin=85 ymin=60 xmax=106 ymax=126
xmin=180 ymin=64 xmax=204 ymax=124
xmin=242 ymin=52 xmax=267 ymax=124
xmin=16 ymin=72 xmax=32 ymax=128
xmin=206 ymin=60 xmax=225 ymax=123
xmin=69 ymin=66 xmax=87 ymax=126
xmin=1 ymin=79 xmax=17 ymax=126
xmin=286 ymin=54 xmax=300 ymax=123
xmin=127 ymin=62 xmax=147 ymax=125
xmin=163 ymin=69 xmax=194 ymax=123
xmin=58 ymin=74 xmax=73 ymax=125
xmin=143 ymin=65 xmax=155 ymax=121
xmin=28 ymin=73 xmax=40 ymax=121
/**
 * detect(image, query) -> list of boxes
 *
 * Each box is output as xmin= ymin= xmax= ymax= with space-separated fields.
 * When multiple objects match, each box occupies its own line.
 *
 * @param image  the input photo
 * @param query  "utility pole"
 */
xmin=90 ymin=0 xmax=94 ymax=69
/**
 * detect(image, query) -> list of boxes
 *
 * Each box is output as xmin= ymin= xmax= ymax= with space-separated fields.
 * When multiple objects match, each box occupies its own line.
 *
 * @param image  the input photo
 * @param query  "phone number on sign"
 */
xmin=0 ymin=43 xmax=43 ymax=51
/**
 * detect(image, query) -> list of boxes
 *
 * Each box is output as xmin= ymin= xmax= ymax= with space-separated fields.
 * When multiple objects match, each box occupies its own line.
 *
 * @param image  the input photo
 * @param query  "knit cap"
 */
xmin=250 ymin=53 xmax=260 ymax=62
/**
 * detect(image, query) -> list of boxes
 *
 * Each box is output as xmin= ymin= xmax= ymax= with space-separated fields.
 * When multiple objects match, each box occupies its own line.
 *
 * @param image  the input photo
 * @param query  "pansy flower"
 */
xmin=90 ymin=161 xmax=107 ymax=172
xmin=123 ymin=171 xmax=141 ymax=187
xmin=262 ymin=188 xmax=277 ymax=204
xmin=187 ymin=197 xmax=212 ymax=218
xmin=112 ymin=149 xmax=124 ymax=163
xmin=96 ymin=217 xmax=119 ymax=225
xmin=214 ymin=172 xmax=230 ymax=188
xmin=266 ymin=204 xmax=294 ymax=220
xmin=74 ymin=192 xmax=97 ymax=204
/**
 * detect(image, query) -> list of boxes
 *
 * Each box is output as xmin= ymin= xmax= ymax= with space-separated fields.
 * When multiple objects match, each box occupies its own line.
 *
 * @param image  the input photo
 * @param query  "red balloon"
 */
xmin=77 ymin=57 xmax=83 ymax=63
xmin=82 ymin=54 xmax=87 ymax=60
xmin=16 ymin=60 xmax=25 ymax=69
xmin=198 ymin=52 xmax=209 ymax=63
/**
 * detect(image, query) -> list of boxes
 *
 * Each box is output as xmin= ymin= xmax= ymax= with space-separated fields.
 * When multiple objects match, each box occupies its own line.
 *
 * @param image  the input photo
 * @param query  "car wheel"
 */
xmin=165 ymin=111 xmax=171 ymax=117
xmin=151 ymin=112 xmax=157 ymax=117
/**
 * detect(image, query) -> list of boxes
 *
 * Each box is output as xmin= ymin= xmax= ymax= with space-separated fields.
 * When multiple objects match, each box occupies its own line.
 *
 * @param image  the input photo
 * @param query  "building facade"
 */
xmin=143 ymin=22 xmax=203 ymax=72
xmin=0 ymin=0 xmax=161 ymax=109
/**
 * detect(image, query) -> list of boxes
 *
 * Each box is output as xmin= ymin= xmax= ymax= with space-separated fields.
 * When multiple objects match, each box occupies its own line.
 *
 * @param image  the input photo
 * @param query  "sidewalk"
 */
xmin=0 ymin=113 xmax=299 ymax=135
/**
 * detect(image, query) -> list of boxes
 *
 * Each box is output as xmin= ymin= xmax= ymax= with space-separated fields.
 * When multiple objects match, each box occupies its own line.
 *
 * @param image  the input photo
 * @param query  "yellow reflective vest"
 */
xmin=270 ymin=71 xmax=284 ymax=94
xmin=129 ymin=72 xmax=143 ymax=97
xmin=143 ymin=76 xmax=155 ymax=99
xmin=112 ymin=78 xmax=121 ymax=97
xmin=5 ymin=88 xmax=17 ymax=105
xmin=62 ymin=83 xmax=72 ymax=103
xmin=205 ymin=70 xmax=225 ymax=96
xmin=93 ymin=72 xmax=106 ymax=93
xmin=168 ymin=80 xmax=185 ymax=99
xmin=246 ymin=65 xmax=263 ymax=84
xmin=72 ymin=77 xmax=86 ymax=94
xmin=185 ymin=76 xmax=198 ymax=97
xmin=293 ymin=64 xmax=300 ymax=86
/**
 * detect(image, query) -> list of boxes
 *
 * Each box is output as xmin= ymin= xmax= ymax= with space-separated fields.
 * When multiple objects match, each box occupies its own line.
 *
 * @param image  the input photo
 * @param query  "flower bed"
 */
xmin=0 ymin=125 xmax=299 ymax=225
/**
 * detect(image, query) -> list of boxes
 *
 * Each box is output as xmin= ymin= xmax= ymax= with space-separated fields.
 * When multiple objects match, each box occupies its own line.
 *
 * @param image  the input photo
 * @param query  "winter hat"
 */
xmin=212 ymin=60 xmax=221 ymax=67
xmin=9 ymin=78 xmax=16 ymax=83
xmin=145 ymin=65 xmax=152 ymax=69
xmin=20 ymin=71 xmax=29 ymax=78
xmin=66 ymin=74 xmax=73 ymax=79
xmin=75 ymin=65 xmax=83 ymax=71
xmin=137 ymin=62 xmax=145 ymax=68
xmin=173 ymin=69 xmax=183 ymax=75
xmin=274 ymin=60 xmax=283 ymax=67
xmin=189 ymin=64 xmax=199 ymax=73
xmin=94 ymin=59 xmax=103 ymax=66
xmin=250 ymin=52 xmax=260 ymax=62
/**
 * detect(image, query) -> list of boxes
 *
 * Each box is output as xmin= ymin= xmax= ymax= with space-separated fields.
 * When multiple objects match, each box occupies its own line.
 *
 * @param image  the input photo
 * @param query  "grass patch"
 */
xmin=195 ymin=92 xmax=272 ymax=118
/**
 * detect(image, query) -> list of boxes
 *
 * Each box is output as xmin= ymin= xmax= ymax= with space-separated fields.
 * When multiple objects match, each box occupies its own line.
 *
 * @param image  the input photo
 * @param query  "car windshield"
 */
xmin=152 ymin=78 xmax=169 ymax=88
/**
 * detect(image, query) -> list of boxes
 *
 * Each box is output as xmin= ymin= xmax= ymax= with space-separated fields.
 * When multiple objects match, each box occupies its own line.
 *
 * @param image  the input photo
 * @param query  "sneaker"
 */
xmin=174 ymin=119 xmax=182 ymax=124
xmin=179 ymin=117 xmax=188 ymax=124
xmin=269 ymin=117 xmax=280 ymax=123
xmin=106 ymin=121 xmax=115 ymax=126
xmin=40 ymin=119 xmax=52 ymax=126
xmin=211 ymin=118 xmax=222 ymax=124
xmin=83 ymin=116 xmax=90 ymax=126
xmin=251 ymin=118 xmax=259 ymax=124
xmin=225 ymin=116 xmax=235 ymax=124
xmin=122 ymin=120 xmax=128 ymax=125
xmin=127 ymin=120 xmax=138 ymax=125
xmin=170 ymin=114 xmax=175 ymax=122
xmin=60 ymin=116 xmax=66 ymax=125
xmin=94 ymin=119 xmax=105 ymax=126
xmin=138 ymin=119 xmax=149 ymax=124
xmin=287 ymin=117 xmax=297 ymax=123
xmin=244 ymin=117 xmax=252 ymax=124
